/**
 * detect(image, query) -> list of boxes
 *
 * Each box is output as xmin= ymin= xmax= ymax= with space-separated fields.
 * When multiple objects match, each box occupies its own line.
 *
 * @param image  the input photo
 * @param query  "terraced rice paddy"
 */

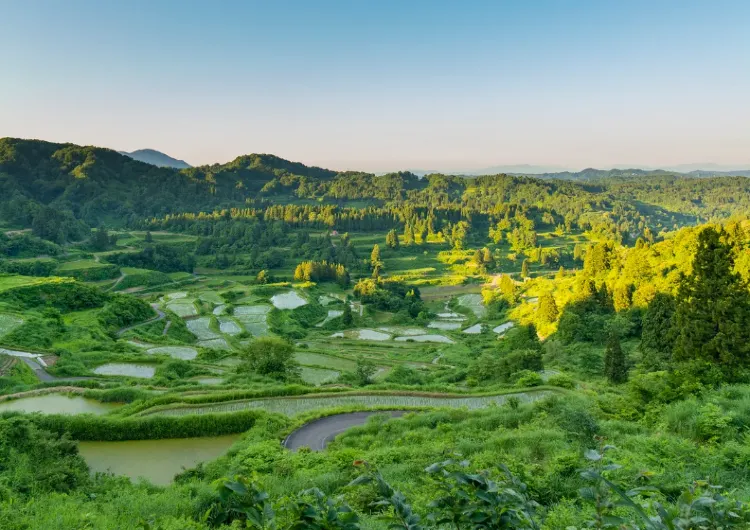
xmin=294 ymin=352 xmax=357 ymax=371
xmin=233 ymin=305 xmax=270 ymax=336
xmin=218 ymin=317 xmax=242 ymax=335
xmin=394 ymin=334 xmax=454 ymax=343
xmin=194 ymin=377 xmax=224 ymax=385
xmin=316 ymin=309 xmax=343 ymax=326
xmin=299 ymin=366 xmax=340 ymax=385
xmin=270 ymin=290 xmax=307 ymax=309
xmin=197 ymin=338 xmax=230 ymax=350
xmin=94 ymin=363 xmax=155 ymax=378
xmin=378 ymin=327 xmax=426 ymax=336
xmin=493 ymin=322 xmax=515 ymax=335
xmin=436 ymin=311 xmax=463 ymax=319
xmin=462 ymin=324 xmax=483 ymax=334
xmin=146 ymin=346 xmax=198 ymax=360
xmin=163 ymin=292 xmax=187 ymax=300
xmin=142 ymin=391 xmax=552 ymax=417
xmin=186 ymin=317 xmax=218 ymax=340
xmin=318 ymin=295 xmax=339 ymax=306
xmin=0 ymin=314 xmax=23 ymax=336
xmin=0 ymin=394 xmax=118 ymax=415
xmin=166 ymin=299 xmax=198 ymax=317
xmin=428 ymin=321 xmax=462 ymax=330
xmin=330 ymin=329 xmax=391 ymax=341
xmin=198 ymin=291 xmax=224 ymax=304
xmin=212 ymin=304 xmax=227 ymax=315
xmin=79 ymin=434 xmax=240 ymax=485
xmin=457 ymin=294 xmax=486 ymax=318
xmin=127 ymin=340 xmax=152 ymax=349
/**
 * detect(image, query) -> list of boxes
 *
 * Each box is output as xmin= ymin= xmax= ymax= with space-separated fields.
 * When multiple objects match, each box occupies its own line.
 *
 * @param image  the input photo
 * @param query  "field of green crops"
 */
xmin=299 ymin=366 xmax=340 ymax=385
xmin=56 ymin=259 xmax=109 ymax=271
xmin=294 ymin=351 xmax=357 ymax=371
xmin=140 ymin=390 xmax=553 ymax=417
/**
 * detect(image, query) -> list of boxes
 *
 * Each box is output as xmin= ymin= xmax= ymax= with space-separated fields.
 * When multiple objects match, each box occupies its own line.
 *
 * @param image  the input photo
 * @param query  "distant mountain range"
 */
xmin=406 ymin=165 xmax=750 ymax=180
xmin=118 ymin=149 xmax=191 ymax=169
xmin=114 ymin=149 xmax=750 ymax=179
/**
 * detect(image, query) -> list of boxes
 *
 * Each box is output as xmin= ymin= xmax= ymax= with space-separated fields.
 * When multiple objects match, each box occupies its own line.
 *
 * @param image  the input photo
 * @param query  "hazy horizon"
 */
xmin=2 ymin=0 xmax=749 ymax=172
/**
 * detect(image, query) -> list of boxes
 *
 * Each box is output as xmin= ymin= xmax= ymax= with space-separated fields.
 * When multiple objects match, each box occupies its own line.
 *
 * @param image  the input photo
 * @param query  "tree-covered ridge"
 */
xmin=3 ymin=138 xmax=750 ymax=242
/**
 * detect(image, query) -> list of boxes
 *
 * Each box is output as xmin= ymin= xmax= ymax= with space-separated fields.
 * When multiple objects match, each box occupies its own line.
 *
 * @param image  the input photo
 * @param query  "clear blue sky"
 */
xmin=1 ymin=0 xmax=748 ymax=171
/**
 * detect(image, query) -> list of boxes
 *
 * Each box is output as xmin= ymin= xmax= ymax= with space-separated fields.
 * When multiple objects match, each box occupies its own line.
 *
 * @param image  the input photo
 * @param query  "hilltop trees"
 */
xmin=673 ymin=227 xmax=750 ymax=381
xmin=293 ymin=260 xmax=349 ymax=286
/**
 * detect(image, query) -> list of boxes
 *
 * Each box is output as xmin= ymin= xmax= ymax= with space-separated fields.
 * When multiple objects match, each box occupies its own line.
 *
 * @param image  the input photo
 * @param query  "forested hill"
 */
xmin=118 ymin=148 xmax=191 ymax=169
xmin=0 ymin=138 xmax=337 ymax=229
xmin=3 ymin=137 xmax=750 ymax=242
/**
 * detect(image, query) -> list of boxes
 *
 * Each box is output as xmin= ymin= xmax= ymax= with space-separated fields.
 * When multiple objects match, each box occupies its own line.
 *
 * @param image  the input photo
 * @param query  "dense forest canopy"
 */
xmin=2 ymin=138 xmax=750 ymax=246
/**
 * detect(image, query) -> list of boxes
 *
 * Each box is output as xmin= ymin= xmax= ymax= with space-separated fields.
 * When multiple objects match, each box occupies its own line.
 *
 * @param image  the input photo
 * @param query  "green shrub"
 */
xmin=546 ymin=373 xmax=575 ymax=389
xmin=98 ymin=294 xmax=155 ymax=331
xmin=514 ymin=370 xmax=543 ymax=387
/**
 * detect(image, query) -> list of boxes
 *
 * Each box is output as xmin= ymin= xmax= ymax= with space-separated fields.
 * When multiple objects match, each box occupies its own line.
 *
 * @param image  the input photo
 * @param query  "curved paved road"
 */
xmin=283 ymin=411 xmax=407 ymax=451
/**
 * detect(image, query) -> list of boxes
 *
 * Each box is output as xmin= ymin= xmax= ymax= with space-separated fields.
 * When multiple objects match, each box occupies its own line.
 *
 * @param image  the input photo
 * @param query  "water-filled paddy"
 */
xmin=316 ymin=309 xmax=343 ymax=326
xmin=493 ymin=322 xmax=515 ymax=334
xmin=457 ymin=294 xmax=486 ymax=318
xmin=462 ymin=324 xmax=483 ymax=334
xmin=218 ymin=317 xmax=242 ymax=335
xmin=394 ymin=334 xmax=454 ymax=343
xmin=197 ymin=338 xmax=230 ymax=350
xmin=186 ymin=317 xmax=218 ymax=340
xmin=428 ymin=321 xmax=462 ymax=330
xmin=0 ymin=394 xmax=118 ymax=415
xmin=78 ymin=434 xmax=241 ymax=485
xmin=166 ymin=300 xmax=198 ymax=317
xmin=145 ymin=392 xmax=551 ymax=418
xmin=146 ymin=346 xmax=198 ymax=360
xmin=94 ymin=363 xmax=155 ymax=378
xmin=330 ymin=329 xmax=391 ymax=341
xmin=270 ymin=291 xmax=307 ymax=309
xmin=233 ymin=305 xmax=270 ymax=336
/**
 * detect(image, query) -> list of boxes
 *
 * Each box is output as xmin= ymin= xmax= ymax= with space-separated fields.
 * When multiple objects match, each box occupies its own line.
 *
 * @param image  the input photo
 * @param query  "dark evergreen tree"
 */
xmin=673 ymin=227 xmax=750 ymax=381
xmin=604 ymin=330 xmax=628 ymax=383
xmin=342 ymin=303 xmax=354 ymax=326
xmin=640 ymin=293 xmax=676 ymax=371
